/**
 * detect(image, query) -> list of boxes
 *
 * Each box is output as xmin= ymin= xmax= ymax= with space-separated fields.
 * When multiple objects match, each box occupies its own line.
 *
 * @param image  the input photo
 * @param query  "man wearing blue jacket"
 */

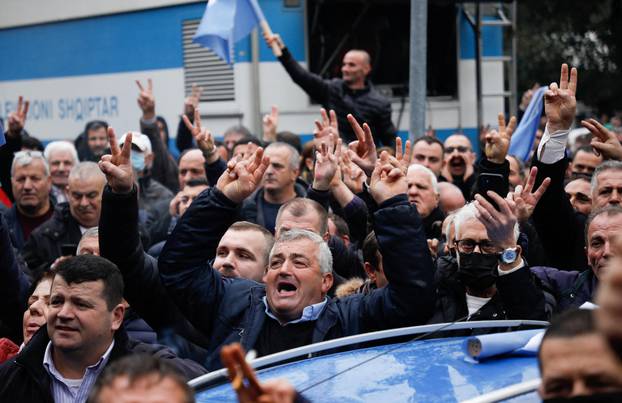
xmin=155 ymin=146 xmax=436 ymax=370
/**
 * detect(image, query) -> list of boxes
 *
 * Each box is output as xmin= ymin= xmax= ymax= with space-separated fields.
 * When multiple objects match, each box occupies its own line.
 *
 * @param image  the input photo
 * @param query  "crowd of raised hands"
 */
xmin=3 ymin=62 xmax=622 ymax=402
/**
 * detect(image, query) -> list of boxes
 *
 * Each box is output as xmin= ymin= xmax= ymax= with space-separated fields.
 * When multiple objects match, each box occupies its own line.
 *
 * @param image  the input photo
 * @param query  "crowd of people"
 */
xmin=1 ymin=32 xmax=622 ymax=402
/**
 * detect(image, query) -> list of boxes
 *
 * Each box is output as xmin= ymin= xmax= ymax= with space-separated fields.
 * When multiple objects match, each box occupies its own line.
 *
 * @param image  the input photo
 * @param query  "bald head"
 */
xmin=438 ymin=182 xmax=465 ymax=214
xmin=178 ymin=149 xmax=207 ymax=189
xmin=342 ymin=50 xmax=371 ymax=89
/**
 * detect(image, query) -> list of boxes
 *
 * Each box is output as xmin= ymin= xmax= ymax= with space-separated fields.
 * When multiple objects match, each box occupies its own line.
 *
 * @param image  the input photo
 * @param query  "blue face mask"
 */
xmin=131 ymin=152 xmax=145 ymax=172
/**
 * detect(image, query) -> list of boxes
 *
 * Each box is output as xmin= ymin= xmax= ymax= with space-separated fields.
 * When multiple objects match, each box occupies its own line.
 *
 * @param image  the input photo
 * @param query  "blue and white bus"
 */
xmin=0 ymin=0 xmax=509 ymax=152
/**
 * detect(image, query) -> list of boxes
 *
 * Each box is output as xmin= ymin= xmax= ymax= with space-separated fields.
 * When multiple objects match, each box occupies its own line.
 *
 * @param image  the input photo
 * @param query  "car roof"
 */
xmin=194 ymin=321 xmax=546 ymax=402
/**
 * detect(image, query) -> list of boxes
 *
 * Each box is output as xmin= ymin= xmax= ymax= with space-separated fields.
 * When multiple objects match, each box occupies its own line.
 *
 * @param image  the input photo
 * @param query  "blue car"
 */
xmin=193 ymin=320 xmax=547 ymax=402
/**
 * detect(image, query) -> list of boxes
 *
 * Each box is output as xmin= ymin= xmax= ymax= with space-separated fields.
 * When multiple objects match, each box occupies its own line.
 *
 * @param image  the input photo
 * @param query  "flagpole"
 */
xmin=259 ymin=20 xmax=282 ymax=57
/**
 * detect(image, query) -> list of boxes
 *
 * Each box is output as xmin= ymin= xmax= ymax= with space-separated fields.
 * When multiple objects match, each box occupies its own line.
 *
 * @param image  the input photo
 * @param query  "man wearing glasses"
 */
xmin=429 ymin=193 xmax=547 ymax=324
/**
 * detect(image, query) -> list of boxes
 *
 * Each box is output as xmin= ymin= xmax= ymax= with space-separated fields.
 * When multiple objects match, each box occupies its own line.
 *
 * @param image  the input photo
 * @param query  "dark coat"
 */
xmin=278 ymin=47 xmax=396 ymax=147
xmin=239 ymin=183 xmax=307 ymax=230
xmin=429 ymin=256 xmax=548 ymax=324
xmin=531 ymin=266 xmax=597 ymax=312
xmin=0 ymin=130 xmax=29 ymax=201
xmin=138 ymin=176 xmax=174 ymax=212
xmin=22 ymin=203 xmax=82 ymax=274
xmin=532 ymin=158 xmax=588 ymax=271
xmin=0 ymin=326 xmax=207 ymax=402
xmin=99 ymin=186 xmax=210 ymax=359
xmin=0 ymin=214 xmax=30 ymax=344
xmin=2 ymin=205 xmax=26 ymax=251
xmin=159 ymin=188 xmax=436 ymax=371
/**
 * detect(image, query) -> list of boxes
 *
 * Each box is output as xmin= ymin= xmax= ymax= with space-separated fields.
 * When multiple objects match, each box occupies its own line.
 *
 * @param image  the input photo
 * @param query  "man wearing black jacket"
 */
xmin=157 ymin=148 xmax=435 ymax=370
xmin=264 ymin=32 xmax=396 ymax=147
xmin=0 ymin=255 xmax=205 ymax=402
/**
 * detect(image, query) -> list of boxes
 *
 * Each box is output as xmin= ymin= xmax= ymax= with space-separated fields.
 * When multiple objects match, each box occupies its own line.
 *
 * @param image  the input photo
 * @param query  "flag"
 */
xmin=0 ymin=118 xmax=5 ymax=147
xmin=508 ymin=86 xmax=547 ymax=162
xmin=193 ymin=0 xmax=266 ymax=64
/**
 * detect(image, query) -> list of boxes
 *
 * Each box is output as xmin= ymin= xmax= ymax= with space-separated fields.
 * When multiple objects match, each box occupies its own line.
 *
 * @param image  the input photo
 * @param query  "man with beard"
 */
xmin=43 ymin=141 xmax=79 ymax=204
xmin=429 ymin=196 xmax=547 ymax=323
xmin=22 ymin=162 xmax=106 ymax=273
xmin=76 ymin=121 xmax=109 ymax=162
xmin=441 ymin=134 xmax=477 ymax=200
xmin=565 ymin=177 xmax=592 ymax=216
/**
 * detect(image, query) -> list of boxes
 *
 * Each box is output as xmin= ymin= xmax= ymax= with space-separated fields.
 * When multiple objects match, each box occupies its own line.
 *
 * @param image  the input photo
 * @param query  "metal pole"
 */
xmin=475 ymin=2 xmax=483 ymax=134
xmin=250 ymin=28 xmax=262 ymax=138
xmin=409 ymin=0 xmax=427 ymax=143
xmin=509 ymin=1 xmax=518 ymax=118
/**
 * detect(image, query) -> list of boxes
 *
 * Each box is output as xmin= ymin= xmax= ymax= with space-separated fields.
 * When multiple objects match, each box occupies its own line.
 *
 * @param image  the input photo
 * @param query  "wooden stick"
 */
xmin=260 ymin=20 xmax=282 ymax=57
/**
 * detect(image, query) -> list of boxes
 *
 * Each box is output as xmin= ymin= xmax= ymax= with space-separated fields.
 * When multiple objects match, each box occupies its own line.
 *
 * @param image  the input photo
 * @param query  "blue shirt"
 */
xmin=43 ymin=340 xmax=114 ymax=403
xmin=262 ymin=296 xmax=328 ymax=325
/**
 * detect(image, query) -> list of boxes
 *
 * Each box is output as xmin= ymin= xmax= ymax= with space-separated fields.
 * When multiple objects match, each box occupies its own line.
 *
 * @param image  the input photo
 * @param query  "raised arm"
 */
xmin=354 ymin=152 xmax=435 ymax=330
xmin=158 ymin=149 xmax=269 ymax=335
xmin=0 ymin=213 xmax=30 ymax=343
xmin=263 ymin=31 xmax=331 ymax=103
xmin=136 ymin=79 xmax=179 ymax=192
xmin=98 ymin=127 xmax=189 ymax=331
xmin=530 ymin=64 xmax=586 ymax=270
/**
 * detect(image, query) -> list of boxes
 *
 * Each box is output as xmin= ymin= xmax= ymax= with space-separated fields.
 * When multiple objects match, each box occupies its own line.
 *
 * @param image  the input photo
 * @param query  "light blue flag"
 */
xmin=508 ymin=86 xmax=547 ymax=162
xmin=0 ymin=119 xmax=5 ymax=147
xmin=193 ymin=0 xmax=266 ymax=64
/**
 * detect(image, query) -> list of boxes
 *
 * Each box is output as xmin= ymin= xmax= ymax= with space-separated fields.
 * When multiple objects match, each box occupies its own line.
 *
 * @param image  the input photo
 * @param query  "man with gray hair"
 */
xmin=240 ymin=142 xmax=306 ymax=233
xmin=44 ymin=140 xmax=79 ymax=204
xmin=2 ymin=150 xmax=53 ymax=250
xmin=158 ymin=148 xmax=435 ymax=370
xmin=429 ymin=192 xmax=547 ymax=324
xmin=407 ymin=164 xmax=444 ymax=239
xmin=23 ymin=161 xmax=106 ymax=273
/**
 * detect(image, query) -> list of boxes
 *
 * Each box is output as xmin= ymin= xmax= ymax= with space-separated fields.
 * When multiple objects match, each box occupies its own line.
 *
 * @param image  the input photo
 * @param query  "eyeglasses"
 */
xmin=445 ymin=146 xmax=470 ymax=154
xmin=454 ymin=239 xmax=501 ymax=254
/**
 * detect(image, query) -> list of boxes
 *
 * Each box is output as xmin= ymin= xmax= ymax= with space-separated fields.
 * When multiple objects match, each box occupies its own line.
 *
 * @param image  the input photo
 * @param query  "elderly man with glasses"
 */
xmin=429 ymin=191 xmax=548 ymax=324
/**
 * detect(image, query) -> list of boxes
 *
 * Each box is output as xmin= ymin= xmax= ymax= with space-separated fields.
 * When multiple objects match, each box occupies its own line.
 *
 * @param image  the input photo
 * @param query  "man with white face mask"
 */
xmin=118 ymin=132 xmax=173 ymax=212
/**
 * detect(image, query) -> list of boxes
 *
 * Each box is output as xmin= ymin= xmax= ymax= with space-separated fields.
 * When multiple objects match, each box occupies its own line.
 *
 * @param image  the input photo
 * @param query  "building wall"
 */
xmin=0 ymin=0 xmax=505 ymax=151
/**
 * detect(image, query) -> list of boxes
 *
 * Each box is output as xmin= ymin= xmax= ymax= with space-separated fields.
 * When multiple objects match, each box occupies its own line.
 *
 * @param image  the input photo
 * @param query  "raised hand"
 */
xmin=98 ymin=128 xmax=134 ymax=194
xmin=582 ymin=118 xmax=622 ymax=161
xmin=261 ymin=30 xmax=285 ymax=57
xmin=221 ymin=343 xmax=296 ymax=403
xmin=347 ymin=114 xmax=377 ymax=176
xmin=313 ymin=134 xmax=342 ymax=191
xmin=313 ymin=108 xmax=339 ymax=150
xmin=184 ymin=83 xmax=203 ymax=116
xmin=394 ymin=137 xmax=412 ymax=174
xmin=485 ymin=113 xmax=517 ymax=164
xmin=136 ymin=79 xmax=155 ymax=120
xmin=182 ymin=107 xmax=217 ymax=162
xmin=544 ymin=64 xmax=578 ymax=133
xmin=369 ymin=151 xmax=407 ymax=205
xmin=263 ymin=105 xmax=279 ymax=142
xmin=474 ymin=191 xmax=518 ymax=250
xmin=217 ymin=147 xmax=270 ymax=204
xmin=510 ymin=166 xmax=551 ymax=222
xmin=7 ymin=96 xmax=29 ymax=136
xmin=340 ymin=150 xmax=367 ymax=194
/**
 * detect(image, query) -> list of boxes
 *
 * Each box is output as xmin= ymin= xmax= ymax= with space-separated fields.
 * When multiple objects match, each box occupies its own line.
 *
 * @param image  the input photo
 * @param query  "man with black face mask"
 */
xmin=428 ymin=193 xmax=547 ymax=324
